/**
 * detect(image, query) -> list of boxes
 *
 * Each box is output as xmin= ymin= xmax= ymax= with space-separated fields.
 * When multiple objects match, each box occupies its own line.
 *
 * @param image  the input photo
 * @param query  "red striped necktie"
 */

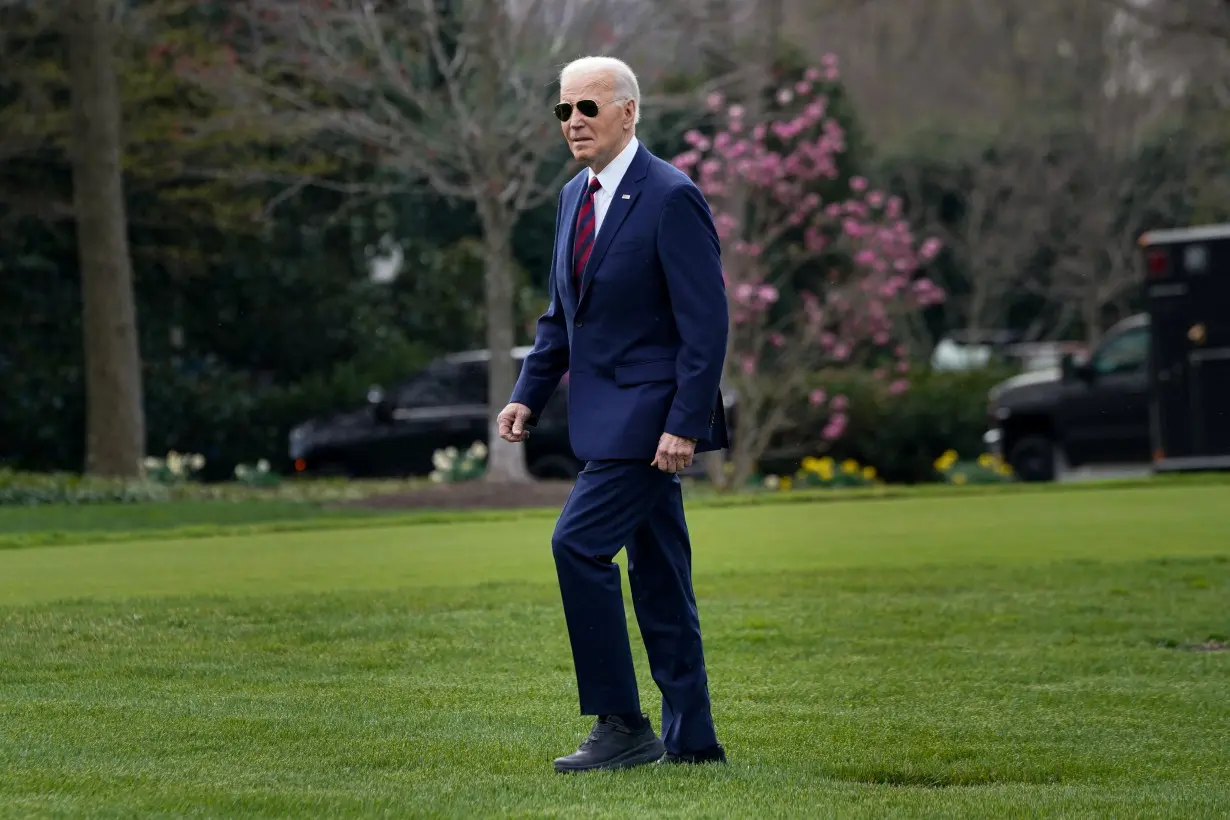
xmin=572 ymin=176 xmax=602 ymax=292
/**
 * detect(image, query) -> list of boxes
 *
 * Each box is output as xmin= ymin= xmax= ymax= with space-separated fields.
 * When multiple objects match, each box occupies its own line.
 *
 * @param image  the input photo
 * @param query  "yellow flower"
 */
xmin=933 ymin=449 xmax=959 ymax=471
xmin=862 ymin=465 xmax=876 ymax=480
xmin=841 ymin=459 xmax=859 ymax=474
xmin=779 ymin=476 xmax=792 ymax=492
xmin=952 ymin=473 xmax=967 ymax=485
xmin=997 ymin=463 xmax=1013 ymax=476
xmin=978 ymin=453 xmax=994 ymax=468
xmin=817 ymin=463 xmax=833 ymax=480
xmin=801 ymin=456 xmax=821 ymax=473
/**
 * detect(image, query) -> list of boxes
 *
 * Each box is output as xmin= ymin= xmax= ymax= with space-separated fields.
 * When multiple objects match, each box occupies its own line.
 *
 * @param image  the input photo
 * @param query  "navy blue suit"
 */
xmin=511 ymin=141 xmax=729 ymax=755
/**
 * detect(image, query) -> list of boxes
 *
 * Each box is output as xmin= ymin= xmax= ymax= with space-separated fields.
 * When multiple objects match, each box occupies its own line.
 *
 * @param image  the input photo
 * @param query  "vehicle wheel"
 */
xmin=1008 ymin=435 xmax=1056 ymax=482
xmin=529 ymin=454 xmax=583 ymax=480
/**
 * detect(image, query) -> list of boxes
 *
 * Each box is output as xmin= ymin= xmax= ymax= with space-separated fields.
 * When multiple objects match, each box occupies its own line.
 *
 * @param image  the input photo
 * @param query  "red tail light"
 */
xmin=1146 ymin=249 xmax=1169 ymax=277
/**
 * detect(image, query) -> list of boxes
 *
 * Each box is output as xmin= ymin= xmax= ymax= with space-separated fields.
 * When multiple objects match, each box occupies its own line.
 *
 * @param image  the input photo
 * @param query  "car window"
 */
xmin=394 ymin=369 xmax=460 ymax=407
xmin=458 ymin=356 xmax=529 ymax=404
xmin=457 ymin=362 xmax=488 ymax=404
xmin=1092 ymin=327 xmax=1148 ymax=376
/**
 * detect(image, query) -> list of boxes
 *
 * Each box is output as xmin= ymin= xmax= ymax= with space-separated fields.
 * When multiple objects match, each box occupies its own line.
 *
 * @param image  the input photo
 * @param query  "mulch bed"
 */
xmin=337 ymin=480 xmax=576 ymax=511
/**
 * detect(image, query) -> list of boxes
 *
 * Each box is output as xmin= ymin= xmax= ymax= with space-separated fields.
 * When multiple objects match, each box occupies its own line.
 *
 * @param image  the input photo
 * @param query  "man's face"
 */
xmin=558 ymin=70 xmax=635 ymax=170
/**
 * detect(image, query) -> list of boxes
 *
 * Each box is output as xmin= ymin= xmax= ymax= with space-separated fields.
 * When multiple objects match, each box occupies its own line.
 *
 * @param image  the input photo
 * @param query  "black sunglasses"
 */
xmin=553 ymin=98 xmax=625 ymax=122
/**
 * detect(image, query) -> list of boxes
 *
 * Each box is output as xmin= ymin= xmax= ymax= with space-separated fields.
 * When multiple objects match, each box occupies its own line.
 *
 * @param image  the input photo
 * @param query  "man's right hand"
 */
xmin=497 ymin=402 xmax=533 ymax=443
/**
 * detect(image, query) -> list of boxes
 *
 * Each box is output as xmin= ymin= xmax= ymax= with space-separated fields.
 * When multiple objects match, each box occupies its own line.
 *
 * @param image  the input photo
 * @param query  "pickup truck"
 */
xmin=983 ymin=314 xmax=1151 ymax=481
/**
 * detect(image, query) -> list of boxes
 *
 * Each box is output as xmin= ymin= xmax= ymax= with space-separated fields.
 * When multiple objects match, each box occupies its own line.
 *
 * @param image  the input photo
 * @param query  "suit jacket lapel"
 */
xmin=578 ymin=144 xmax=651 ymax=307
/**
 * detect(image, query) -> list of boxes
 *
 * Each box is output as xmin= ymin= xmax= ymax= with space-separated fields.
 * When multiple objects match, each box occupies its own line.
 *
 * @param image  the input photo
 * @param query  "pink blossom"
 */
xmin=867 ymin=191 xmax=884 ymax=207
xmin=735 ymin=283 xmax=755 ymax=303
xmin=804 ymin=67 xmax=821 ymax=82
xmin=873 ymin=331 xmax=890 ymax=345
xmin=873 ymin=367 xmax=887 ymax=380
xmin=822 ymin=413 xmax=847 ymax=441
xmin=831 ymin=394 xmax=849 ymax=412
xmin=822 ymin=53 xmax=839 ymax=68
xmin=707 ymin=92 xmax=724 ymax=110
xmin=809 ymin=389 xmax=827 ymax=406
xmin=728 ymin=104 xmax=745 ymax=120
xmin=919 ymin=237 xmax=942 ymax=260
xmin=769 ymin=332 xmax=786 ymax=347
xmin=795 ymin=81 xmax=811 ymax=95
xmin=888 ymin=379 xmax=909 ymax=395
xmin=896 ymin=360 xmax=909 ymax=374
xmin=850 ymin=176 xmax=868 ymax=192
xmin=756 ymin=284 xmax=779 ymax=304
xmin=741 ymin=355 xmax=756 ymax=375
xmin=672 ymin=150 xmax=700 ymax=170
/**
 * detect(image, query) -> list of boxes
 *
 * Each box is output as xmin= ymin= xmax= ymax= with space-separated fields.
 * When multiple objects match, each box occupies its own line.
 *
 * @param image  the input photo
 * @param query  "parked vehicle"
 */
xmin=1140 ymin=222 xmax=1230 ymax=471
xmin=288 ymin=346 xmax=582 ymax=479
xmin=983 ymin=314 xmax=1152 ymax=481
xmin=288 ymin=346 xmax=736 ymax=480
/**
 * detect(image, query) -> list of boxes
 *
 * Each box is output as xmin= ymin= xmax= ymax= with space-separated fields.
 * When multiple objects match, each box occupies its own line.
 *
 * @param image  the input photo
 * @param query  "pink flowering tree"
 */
xmin=672 ymin=56 xmax=945 ymax=490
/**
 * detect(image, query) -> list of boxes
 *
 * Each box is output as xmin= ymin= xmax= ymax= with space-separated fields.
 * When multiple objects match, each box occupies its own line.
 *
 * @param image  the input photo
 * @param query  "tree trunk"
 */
xmin=480 ymin=205 xmax=531 ymax=483
xmin=67 ymin=0 xmax=145 ymax=478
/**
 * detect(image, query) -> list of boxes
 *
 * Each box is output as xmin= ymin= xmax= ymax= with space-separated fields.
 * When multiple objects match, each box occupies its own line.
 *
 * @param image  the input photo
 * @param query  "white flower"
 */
xmin=432 ymin=450 xmax=451 ymax=470
xmin=189 ymin=454 xmax=206 ymax=470
xmin=167 ymin=452 xmax=184 ymax=476
xmin=444 ymin=446 xmax=459 ymax=459
xmin=143 ymin=457 xmax=160 ymax=469
xmin=234 ymin=464 xmax=249 ymax=478
xmin=763 ymin=474 xmax=780 ymax=490
xmin=469 ymin=441 xmax=488 ymax=459
xmin=256 ymin=459 xmax=270 ymax=473
xmin=429 ymin=470 xmax=444 ymax=483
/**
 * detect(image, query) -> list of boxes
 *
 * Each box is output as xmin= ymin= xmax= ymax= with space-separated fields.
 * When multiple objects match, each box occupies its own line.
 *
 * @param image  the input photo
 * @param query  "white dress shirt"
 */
xmin=587 ymin=137 xmax=640 ymax=237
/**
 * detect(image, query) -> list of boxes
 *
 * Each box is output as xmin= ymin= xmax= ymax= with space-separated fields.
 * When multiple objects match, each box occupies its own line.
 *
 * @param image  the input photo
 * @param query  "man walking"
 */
xmin=497 ymin=55 xmax=730 ymax=773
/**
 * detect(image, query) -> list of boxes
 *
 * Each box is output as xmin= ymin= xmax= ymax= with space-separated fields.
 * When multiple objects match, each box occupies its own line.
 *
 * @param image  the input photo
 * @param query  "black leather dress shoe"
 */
xmin=553 ymin=714 xmax=666 ymax=773
xmin=659 ymin=743 xmax=727 ymax=765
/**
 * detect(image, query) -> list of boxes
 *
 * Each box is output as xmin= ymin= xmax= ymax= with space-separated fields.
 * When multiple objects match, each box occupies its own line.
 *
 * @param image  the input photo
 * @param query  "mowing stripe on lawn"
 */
xmin=1 ymin=484 xmax=1226 ymax=607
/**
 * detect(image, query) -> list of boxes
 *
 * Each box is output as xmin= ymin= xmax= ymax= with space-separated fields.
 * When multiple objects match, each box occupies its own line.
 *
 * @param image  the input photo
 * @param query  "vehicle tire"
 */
xmin=1008 ymin=435 xmax=1056 ymax=482
xmin=529 ymin=454 xmax=583 ymax=480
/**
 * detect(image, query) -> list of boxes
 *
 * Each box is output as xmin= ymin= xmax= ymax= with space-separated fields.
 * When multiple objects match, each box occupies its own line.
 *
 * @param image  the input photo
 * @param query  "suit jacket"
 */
xmin=510 ymin=141 xmax=730 ymax=462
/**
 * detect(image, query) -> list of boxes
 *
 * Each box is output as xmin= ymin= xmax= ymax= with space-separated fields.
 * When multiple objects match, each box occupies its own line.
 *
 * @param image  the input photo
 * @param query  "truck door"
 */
xmin=1058 ymin=323 xmax=1152 ymax=465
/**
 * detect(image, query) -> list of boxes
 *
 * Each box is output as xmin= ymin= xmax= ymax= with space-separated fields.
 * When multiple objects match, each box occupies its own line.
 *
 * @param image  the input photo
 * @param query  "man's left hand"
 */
xmin=651 ymin=433 xmax=697 ymax=473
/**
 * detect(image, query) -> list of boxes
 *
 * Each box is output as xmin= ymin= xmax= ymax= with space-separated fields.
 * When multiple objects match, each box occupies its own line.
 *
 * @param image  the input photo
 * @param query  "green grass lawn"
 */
xmin=1 ymin=484 xmax=1228 ymax=817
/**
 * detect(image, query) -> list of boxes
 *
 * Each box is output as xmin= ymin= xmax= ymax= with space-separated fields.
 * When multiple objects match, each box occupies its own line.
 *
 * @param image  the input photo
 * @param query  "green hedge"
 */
xmin=759 ymin=366 xmax=1017 ymax=484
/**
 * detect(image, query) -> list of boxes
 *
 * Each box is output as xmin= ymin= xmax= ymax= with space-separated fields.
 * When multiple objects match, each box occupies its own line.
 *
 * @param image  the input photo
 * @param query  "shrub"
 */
xmin=759 ymin=365 xmax=1018 ymax=483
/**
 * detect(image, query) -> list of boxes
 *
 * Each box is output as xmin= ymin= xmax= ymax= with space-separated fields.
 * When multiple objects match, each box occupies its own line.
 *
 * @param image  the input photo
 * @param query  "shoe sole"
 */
xmin=553 ymin=737 xmax=666 ymax=773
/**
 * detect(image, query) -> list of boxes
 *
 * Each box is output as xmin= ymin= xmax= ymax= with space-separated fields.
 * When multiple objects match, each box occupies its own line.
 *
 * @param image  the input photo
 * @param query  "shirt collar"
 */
xmin=588 ymin=137 xmax=639 ymax=194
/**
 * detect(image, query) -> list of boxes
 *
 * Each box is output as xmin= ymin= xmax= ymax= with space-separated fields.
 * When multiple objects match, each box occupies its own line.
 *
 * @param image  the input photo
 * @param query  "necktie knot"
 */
xmin=588 ymin=176 xmax=601 ymax=193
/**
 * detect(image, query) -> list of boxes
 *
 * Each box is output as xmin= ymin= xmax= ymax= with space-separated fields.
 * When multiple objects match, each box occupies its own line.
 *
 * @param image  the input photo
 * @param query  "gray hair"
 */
xmin=559 ymin=56 xmax=641 ymax=124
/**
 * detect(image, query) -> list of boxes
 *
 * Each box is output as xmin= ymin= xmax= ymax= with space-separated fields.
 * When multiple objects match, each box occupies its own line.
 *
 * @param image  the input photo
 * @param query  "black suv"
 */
xmin=288 ymin=346 xmax=583 ymax=479
xmin=984 ymin=314 xmax=1151 ymax=481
